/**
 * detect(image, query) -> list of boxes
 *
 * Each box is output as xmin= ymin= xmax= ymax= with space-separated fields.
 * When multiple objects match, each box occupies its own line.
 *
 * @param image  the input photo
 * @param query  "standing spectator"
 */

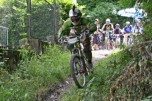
xmin=134 ymin=18 xmax=143 ymax=34
xmin=113 ymin=24 xmax=123 ymax=47
xmin=95 ymin=18 xmax=101 ymax=31
xmin=133 ymin=24 xmax=140 ymax=34
xmin=135 ymin=17 xmax=141 ymax=24
xmin=92 ymin=19 xmax=101 ymax=50
xmin=123 ymin=21 xmax=133 ymax=46
xmin=123 ymin=21 xmax=133 ymax=34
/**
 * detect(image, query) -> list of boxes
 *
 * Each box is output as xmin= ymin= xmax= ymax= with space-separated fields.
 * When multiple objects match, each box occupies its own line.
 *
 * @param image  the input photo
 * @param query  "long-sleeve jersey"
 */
xmin=57 ymin=17 xmax=96 ymax=38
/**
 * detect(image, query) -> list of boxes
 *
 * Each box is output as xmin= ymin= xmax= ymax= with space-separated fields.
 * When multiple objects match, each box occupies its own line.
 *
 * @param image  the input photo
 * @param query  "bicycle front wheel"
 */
xmin=70 ymin=54 xmax=86 ymax=88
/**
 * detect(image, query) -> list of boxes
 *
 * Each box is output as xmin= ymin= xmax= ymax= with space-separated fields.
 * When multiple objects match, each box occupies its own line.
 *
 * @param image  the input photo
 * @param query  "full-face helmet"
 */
xmin=106 ymin=18 xmax=110 ymax=25
xmin=69 ymin=6 xmax=82 ymax=25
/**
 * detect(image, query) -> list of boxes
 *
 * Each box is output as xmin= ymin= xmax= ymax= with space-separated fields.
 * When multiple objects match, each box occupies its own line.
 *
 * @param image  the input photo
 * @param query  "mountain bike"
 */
xmin=104 ymin=31 xmax=113 ymax=50
xmin=67 ymin=29 xmax=91 ymax=88
xmin=111 ymin=34 xmax=123 ymax=48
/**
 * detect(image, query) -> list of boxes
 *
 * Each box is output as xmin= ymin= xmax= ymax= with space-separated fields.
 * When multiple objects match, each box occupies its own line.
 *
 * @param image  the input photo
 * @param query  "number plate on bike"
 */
xmin=68 ymin=37 xmax=78 ymax=44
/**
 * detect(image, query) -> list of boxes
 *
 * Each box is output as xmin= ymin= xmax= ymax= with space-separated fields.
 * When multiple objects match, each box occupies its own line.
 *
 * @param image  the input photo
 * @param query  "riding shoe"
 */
xmin=88 ymin=63 xmax=93 ymax=73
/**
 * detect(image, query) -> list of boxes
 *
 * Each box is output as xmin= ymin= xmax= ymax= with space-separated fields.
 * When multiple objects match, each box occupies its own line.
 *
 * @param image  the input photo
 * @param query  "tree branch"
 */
xmin=44 ymin=0 xmax=53 ymax=8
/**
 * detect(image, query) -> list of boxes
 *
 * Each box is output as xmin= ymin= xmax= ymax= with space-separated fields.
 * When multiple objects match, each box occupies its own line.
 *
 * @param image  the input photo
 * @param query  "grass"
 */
xmin=60 ymin=49 xmax=133 ymax=101
xmin=0 ymin=45 xmax=71 ymax=101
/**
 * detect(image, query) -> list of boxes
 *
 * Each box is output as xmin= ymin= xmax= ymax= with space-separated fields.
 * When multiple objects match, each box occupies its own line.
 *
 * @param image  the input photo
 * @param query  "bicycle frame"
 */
xmin=68 ymin=31 xmax=89 ymax=88
xmin=69 ymin=35 xmax=86 ymax=69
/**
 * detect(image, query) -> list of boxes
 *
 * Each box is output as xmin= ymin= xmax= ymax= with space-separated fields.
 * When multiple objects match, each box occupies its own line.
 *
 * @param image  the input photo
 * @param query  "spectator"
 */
xmin=102 ymin=18 xmax=114 ymax=49
xmin=114 ymin=24 xmax=122 ymax=34
xmin=123 ymin=21 xmax=133 ymax=46
xmin=123 ymin=21 xmax=133 ymax=34
xmin=102 ymin=18 xmax=114 ymax=33
xmin=133 ymin=24 xmax=140 ymax=34
xmin=113 ymin=24 xmax=123 ymax=46
xmin=135 ymin=17 xmax=141 ymax=24
xmin=92 ymin=19 xmax=101 ymax=50
xmin=94 ymin=18 xmax=101 ymax=31
xmin=134 ymin=18 xmax=143 ymax=34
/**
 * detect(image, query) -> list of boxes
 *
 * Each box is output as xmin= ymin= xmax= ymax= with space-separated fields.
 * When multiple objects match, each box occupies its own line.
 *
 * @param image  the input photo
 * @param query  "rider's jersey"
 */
xmin=58 ymin=17 xmax=96 ymax=38
xmin=123 ymin=25 xmax=132 ymax=34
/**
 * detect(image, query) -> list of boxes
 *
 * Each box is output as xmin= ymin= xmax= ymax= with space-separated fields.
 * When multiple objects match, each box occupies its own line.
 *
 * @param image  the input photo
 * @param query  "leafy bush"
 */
xmin=0 ymin=45 xmax=70 ymax=101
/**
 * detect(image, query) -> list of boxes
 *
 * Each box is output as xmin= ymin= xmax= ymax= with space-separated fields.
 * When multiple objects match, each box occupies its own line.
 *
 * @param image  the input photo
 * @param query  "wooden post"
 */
xmin=53 ymin=0 xmax=58 ymax=43
xmin=54 ymin=0 xmax=56 ymax=35
xmin=26 ymin=0 xmax=31 ymax=40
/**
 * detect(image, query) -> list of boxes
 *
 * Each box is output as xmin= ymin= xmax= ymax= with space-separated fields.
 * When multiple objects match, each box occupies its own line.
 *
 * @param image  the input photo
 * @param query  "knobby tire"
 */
xmin=70 ymin=54 xmax=86 ymax=88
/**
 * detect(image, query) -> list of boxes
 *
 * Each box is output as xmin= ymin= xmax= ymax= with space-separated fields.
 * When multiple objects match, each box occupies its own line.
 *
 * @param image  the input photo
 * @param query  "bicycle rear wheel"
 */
xmin=70 ymin=54 xmax=86 ymax=88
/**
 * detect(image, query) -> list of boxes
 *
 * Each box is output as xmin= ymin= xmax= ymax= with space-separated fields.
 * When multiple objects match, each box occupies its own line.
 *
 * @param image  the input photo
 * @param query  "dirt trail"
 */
xmin=44 ymin=49 xmax=114 ymax=101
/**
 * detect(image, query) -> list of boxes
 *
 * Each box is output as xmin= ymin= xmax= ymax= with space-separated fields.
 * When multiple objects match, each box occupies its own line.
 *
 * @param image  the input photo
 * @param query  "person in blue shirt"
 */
xmin=123 ymin=21 xmax=133 ymax=34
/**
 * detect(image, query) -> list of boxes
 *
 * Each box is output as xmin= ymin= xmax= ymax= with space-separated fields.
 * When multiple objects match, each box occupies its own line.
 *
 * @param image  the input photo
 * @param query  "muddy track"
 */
xmin=44 ymin=49 xmax=114 ymax=101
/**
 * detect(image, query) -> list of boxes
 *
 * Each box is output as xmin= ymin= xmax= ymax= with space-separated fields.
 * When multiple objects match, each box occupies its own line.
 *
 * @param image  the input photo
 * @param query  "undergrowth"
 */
xmin=61 ymin=50 xmax=133 ymax=101
xmin=0 ymin=45 xmax=70 ymax=101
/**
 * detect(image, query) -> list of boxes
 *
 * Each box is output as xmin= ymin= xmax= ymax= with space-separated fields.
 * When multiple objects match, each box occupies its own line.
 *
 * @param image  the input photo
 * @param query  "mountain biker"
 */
xmin=114 ymin=24 xmax=122 ymax=34
xmin=101 ymin=18 xmax=114 ymax=49
xmin=102 ymin=18 xmax=114 ymax=34
xmin=57 ymin=6 xmax=96 ymax=72
xmin=113 ymin=24 xmax=123 ymax=47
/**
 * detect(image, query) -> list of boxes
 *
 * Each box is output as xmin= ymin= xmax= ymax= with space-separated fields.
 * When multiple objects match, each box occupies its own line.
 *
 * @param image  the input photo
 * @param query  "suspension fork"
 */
xmin=73 ymin=41 xmax=85 ymax=68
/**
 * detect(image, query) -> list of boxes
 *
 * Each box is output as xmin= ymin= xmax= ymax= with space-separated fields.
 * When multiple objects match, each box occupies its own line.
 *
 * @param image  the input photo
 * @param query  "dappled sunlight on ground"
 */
xmin=92 ymin=49 xmax=120 ymax=63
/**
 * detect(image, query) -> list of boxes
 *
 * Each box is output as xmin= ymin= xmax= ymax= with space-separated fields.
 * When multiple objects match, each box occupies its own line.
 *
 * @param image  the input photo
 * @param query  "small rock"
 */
xmin=59 ymin=84 xmax=62 ymax=88
xmin=65 ymin=81 xmax=69 ymax=84
xmin=51 ymin=95 xmax=55 ymax=98
xmin=105 ymin=54 xmax=108 ymax=56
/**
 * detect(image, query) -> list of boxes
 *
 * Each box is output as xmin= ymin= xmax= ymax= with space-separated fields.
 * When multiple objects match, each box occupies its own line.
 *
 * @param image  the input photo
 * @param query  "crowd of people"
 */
xmin=91 ymin=17 xmax=143 ymax=50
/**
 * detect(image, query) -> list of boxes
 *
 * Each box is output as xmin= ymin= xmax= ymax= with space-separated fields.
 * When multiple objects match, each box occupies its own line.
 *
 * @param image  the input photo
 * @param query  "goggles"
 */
xmin=71 ymin=16 xmax=79 ymax=22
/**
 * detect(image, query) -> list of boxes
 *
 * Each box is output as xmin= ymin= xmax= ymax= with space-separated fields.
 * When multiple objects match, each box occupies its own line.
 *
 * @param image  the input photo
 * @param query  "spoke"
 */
xmin=73 ymin=57 xmax=86 ymax=87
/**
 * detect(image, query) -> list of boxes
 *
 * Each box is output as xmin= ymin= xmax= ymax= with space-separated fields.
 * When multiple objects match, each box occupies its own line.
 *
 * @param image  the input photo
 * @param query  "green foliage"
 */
xmin=0 ymin=45 xmax=70 ymax=101
xmin=88 ymin=2 xmax=121 ymax=24
xmin=0 ymin=0 xmax=27 ymax=46
xmin=59 ymin=3 xmax=73 ymax=23
xmin=75 ymin=1 xmax=124 ymax=26
xmin=140 ymin=1 xmax=152 ymax=40
xmin=118 ymin=0 xmax=136 ymax=8
xmin=77 ymin=0 xmax=119 ymax=11
xmin=0 ymin=0 xmax=73 ymax=46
